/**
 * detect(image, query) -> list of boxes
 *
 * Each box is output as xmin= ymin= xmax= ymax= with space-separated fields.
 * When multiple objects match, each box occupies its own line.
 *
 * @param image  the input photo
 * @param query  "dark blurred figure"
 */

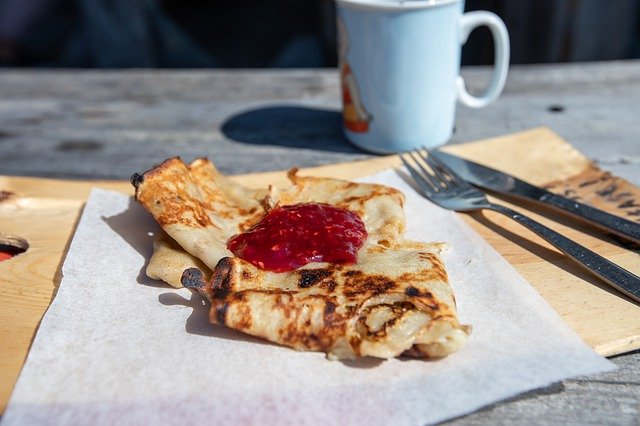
xmin=464 ymin=0 xmax=640 ymax=64
xmin=0 ymin=0 xmax=638 ymax=68
xmin=162 ymin=0 xmax=336 ymax=67
xmin=0 ymin=0 xmax=334 ymax=67
xmin=0 ymin=0 xmax=217 ymax=67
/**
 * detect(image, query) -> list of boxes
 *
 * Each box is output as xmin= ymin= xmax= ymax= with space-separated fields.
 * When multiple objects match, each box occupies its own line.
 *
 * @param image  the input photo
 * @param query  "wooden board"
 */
xmin=1 ymin=127 xmax=639 ymax=413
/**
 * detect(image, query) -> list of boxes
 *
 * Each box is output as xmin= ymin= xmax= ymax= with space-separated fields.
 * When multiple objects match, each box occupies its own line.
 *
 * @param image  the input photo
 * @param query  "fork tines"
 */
xmin=400 ymin=148 xmax=454 ymax=194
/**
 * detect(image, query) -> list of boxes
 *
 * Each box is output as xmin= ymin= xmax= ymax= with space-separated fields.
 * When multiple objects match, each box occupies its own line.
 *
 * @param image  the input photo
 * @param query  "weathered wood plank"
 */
xmin=446 ymin=350 xmax=640 ymax=425
xmin=0 ymin=62 xmax=639 ymax=183
xmin=0 ymin=63 xmax=639 ymax=423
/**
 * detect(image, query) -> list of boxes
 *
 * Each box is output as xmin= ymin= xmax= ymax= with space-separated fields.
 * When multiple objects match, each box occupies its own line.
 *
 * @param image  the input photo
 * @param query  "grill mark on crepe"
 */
xmin=405 ymin=286 xmax=420 ymax=297
xmin=162 ymin=194 xmax=214 ymax=228
xmin=134 ymin=157 xmax=217 ymax=229
xmin=241 ymin=269 xmax=253 ymax=281
xmin=341 ymin=271 xmax=399 ymax=299
xmin=181 ymin=267 xmax=208 ymax=291
xmin=214 ymin=302 xmax=229 ymax=326
xmin=404 ymin=287 xmax=441 ymax=312
xmin=211 ymin=257 xmax=234 ymax=299
xmin=298 ymin=268 xmax=333 ymax=288
xmin=215 ymin=289 xmax=349 ymax=352
xmin=337 ymin=186 xmax=403 ymax=208
xmin=188 ymin=157 xmax=268 ymax=232
xmin=276 ymin=294 xmax=347 ymax=351
xmin=359 ymin=302 xmax=415 ymax=338
xmin=219 ymin=293 xmax=253 ymax=329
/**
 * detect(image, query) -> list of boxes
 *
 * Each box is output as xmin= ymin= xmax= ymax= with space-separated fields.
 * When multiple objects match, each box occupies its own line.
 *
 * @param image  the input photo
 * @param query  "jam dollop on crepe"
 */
xmin=227 ymin=203 xmax=368 ymax=272
xmin=132 ymin=158 xmax=470 ymax=360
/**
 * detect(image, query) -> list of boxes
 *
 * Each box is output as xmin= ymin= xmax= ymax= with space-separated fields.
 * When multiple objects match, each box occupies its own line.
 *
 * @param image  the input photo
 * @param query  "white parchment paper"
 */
xmin=2 ymin=170 xmax=615 ymax=425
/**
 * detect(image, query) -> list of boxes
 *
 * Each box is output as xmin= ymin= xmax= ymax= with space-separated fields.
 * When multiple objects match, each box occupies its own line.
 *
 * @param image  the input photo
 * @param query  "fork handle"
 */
xmin=488 ymin=203 xmax=640 ymax=303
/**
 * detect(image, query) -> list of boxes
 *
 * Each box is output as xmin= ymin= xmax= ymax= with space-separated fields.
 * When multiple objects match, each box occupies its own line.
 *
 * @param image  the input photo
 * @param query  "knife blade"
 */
xmin=434 ymin=150 xmax=640 ymax=245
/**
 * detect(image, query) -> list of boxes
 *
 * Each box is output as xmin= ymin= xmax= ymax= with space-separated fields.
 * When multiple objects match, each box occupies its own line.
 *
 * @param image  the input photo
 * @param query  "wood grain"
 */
xmin=0 ymin=62 xmax=638 ymax=185
xmin=1 ymin=127 xmax=639 ymax=414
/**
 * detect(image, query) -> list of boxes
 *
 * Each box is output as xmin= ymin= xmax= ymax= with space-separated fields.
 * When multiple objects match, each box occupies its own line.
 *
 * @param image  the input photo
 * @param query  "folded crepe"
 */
xmin=132 ymin=157 xmax=470 ymax=360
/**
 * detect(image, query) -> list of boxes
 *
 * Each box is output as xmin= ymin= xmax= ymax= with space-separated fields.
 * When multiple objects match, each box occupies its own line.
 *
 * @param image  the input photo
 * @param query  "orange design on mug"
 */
xmin=338 ymin=18 xmax=372 ymax=133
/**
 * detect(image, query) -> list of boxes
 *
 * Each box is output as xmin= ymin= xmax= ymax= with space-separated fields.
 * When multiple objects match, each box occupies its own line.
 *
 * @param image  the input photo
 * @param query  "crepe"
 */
xmin=132 ymin=157 xmax=470 ymax=359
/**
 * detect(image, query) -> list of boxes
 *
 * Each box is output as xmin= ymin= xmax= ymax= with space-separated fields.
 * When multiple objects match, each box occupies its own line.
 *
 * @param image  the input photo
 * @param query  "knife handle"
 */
xmin=539 ymin=192 xmax=640 ymax=245
xmin=489 ymin=203 xmax=640 ymax=303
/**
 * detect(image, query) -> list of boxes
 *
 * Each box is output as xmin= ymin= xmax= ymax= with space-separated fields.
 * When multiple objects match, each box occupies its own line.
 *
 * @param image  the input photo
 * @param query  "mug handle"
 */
xmin=456 ymin=11 xmax=510 ymax=108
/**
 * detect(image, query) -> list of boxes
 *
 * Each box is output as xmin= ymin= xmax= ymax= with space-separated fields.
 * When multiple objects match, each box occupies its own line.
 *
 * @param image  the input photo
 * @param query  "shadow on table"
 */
xmin=221 ymin=105 xmax=365 ymax=154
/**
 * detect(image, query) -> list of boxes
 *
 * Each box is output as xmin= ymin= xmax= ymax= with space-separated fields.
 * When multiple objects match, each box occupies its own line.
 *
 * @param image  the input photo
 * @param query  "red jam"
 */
xmin=227 ymin=203 xmax=368 ymax=272
xmin=0 ymin=251 xmax=13 ymax=262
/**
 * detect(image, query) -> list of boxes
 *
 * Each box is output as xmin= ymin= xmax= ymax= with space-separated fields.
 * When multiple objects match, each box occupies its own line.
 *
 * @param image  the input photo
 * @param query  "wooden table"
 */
xmin=1 ymin=61 xmax=639 ymax=423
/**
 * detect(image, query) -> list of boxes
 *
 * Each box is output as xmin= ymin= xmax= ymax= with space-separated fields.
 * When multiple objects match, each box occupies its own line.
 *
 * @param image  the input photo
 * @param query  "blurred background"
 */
xmin=0 ymin=0 xmax=638 ymax=68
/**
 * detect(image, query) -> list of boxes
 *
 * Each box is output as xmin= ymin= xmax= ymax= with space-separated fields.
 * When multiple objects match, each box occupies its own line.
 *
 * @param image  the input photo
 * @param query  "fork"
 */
xmin=400 ymin=148 xmax=640 ymax=304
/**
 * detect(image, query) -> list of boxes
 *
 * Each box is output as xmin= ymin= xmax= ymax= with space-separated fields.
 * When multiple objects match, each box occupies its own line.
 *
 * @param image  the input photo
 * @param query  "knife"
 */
xmin=434 ymin=151 xmax=640 ymax=245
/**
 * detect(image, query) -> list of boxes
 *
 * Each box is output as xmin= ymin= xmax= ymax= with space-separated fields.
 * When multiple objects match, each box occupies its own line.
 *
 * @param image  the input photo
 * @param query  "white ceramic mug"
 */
xmin=336 ymin=0 xmax=510 ymax=153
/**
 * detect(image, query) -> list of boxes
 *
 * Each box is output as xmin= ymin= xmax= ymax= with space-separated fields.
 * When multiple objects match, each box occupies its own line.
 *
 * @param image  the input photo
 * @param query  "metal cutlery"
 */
xmin=400 ymin=148 xmax=640 ymax=303
xmin=433 ymin=151 xmax=640 ymax=245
